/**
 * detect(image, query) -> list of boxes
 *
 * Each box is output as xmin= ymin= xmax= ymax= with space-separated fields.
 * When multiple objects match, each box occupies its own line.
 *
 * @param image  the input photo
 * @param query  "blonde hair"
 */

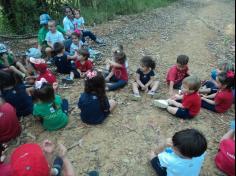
xmin=183 ymin=75 xmax=201 ymax=92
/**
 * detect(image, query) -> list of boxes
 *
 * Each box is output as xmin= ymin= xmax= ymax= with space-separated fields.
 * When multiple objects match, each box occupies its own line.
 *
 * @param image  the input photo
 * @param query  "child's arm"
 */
xmin=201 ymin=97 xmax=216 ymax=105
xmin=105 ymin=71 xmax=114 ymax=81
xmin=144 ymin=76 xmax=155 ymax=88
xmin=108 ymin=60 xmax=123 ymax=68
xmin=135 ymin=74 xmax=145 ymax=88
xmin=67 ymin=53 xmax=78 ymax=60
xmin=169 ymin=81 xmax=175 ymax=95
xmin=220 ymin=129 xmax=235 ymax=142
xmin=47 ymin=41 xmax=53 ymax=48
xmin=155 ymin=138 xmax=173 ymax=154
xmin=202 ymin=93 xmax=216 ymax=99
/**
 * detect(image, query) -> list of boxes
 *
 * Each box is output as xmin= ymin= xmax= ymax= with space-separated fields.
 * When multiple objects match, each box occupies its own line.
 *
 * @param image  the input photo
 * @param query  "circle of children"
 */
xmin=0 ymin=6 xmax=235 ymax=176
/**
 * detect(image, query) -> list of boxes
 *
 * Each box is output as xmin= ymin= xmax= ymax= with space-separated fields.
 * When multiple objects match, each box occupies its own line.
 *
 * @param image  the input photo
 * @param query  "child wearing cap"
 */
xmin=0 ymin=43 xmax=28 ymax=78
xmin=149 ymin=129 xmax=207 ymax=176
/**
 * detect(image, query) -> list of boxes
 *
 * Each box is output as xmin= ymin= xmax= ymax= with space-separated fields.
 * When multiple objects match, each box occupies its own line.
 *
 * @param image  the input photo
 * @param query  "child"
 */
xmin=0 ymin=43 xmax=28 ymax=78
xmin=0 ymin=97 xmax=21 ymax=159
xmin=215 ymin=127 xmax=235 ymax=176
xmin=70 ymin=31 xmax=83 ymax=55
xmin=75 ymin=48 xmax=93 ymax=78
xmin=132 ymin=56 xmax=159 ymax=99
xmin=78 ymin=70 xmax=116 ymax=125
xmin=73 ymin=9 xmax=104 ymax=45
xmin=201 ymin=71 xmax=234 ymax=113
xmin=45 ymin=20 xmax=65 ymax=60
xmin=105 ymin=51 xmax=128 ymax=91
xmin=32 ymin=83 xmax=69 ymax=131
xmin=0 ymin=70 xmax=33 ymax=118
xmin=155 ymin=75 xmax=201 ymax=119
xmin=166 ymin=55 xmax=190 ymax=95
xmin=53 ymin=42 xmax=79 ymax=84
xmin=111 ymin=44 xmax=128 ymax=71
xmin=149 ymin=128 xmax=207 ymax=176
xmin=0 ymin=140 xmax=75 ymax=176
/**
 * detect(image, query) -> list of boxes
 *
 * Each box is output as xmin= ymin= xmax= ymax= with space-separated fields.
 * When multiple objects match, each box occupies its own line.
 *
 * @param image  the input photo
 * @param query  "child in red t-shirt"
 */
xmin=75 ymin=48 xmax=93 ymax=78
xmin=215 ymin=128 xmax=235 ymax=176
xmin=166 ymin=55 xmax=190 ymax=96
xmin=105 ymin=51 xmax=128 ymax=91
xmin=201 ymin=71 xmax=234 ymax=113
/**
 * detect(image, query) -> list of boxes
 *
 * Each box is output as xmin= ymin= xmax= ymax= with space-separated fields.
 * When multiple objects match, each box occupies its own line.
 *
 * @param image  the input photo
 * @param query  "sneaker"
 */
xmin=131 ymin=94 xmax=141 ymax=101
xmin=153 ymin=99 xmax=168 ymax=109
xmin=62 ymin=77 xmax=74 ymax=84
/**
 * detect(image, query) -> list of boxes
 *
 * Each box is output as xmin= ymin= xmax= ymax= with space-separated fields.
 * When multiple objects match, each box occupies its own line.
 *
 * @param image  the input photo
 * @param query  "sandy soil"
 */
xmin=4 ymin=0 xmax=235 ymax=175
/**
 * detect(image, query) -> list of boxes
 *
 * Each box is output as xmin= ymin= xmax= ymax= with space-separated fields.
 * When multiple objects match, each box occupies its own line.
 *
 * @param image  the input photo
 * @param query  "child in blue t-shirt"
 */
xmin=78 ymin=70 xmax=116 ymax=125
xmin=132 ymin=56 xmax=159 ymax=100
xmin=0 ymin=70 xmax=33 ymax=118
xmin=149 ymin=129 xmax=207 ymax=176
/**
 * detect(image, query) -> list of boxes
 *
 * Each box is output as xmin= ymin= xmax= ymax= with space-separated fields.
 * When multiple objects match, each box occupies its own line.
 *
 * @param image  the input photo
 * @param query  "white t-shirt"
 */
xmin=63 ymin=16 xmax=75 ymax=33
xmin=70 ymin=41 xmax=83 ymax=55
xmin=158 ymin=148 xmax=206 ymax=176
xmin=73 ymin=17 xmax=85 ymax=30
xmin=45 ymin=31 xmax=64 ymax=45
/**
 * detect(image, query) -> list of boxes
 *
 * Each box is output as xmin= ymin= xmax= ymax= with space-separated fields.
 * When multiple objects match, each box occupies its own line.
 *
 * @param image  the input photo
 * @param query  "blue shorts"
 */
xmin=201 ymin=100 xmax=216 ymax=112
xmin=175 ymin=108 xmax=193 ymax=119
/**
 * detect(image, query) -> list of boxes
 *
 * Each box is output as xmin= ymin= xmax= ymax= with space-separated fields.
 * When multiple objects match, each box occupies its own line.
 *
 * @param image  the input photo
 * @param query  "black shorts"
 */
xmin=175 ymin=108 xmax=193 ymax=119
xmin=151 ymin=156 xmax=167 ymax=176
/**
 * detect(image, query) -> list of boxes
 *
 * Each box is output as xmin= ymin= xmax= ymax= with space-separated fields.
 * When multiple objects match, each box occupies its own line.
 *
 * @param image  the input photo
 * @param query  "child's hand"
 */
xmin=58 ymin=143 xmax=67 ymax=158
xmin=42 ymin=140 xmax=55 ymax=154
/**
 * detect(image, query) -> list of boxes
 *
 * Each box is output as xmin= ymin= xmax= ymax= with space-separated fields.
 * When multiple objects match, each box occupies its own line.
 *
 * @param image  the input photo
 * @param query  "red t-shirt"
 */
xmin=37 ymin=69 xmax=57 ymax=85
xmin=215 ymin=139 xmax=235 ymax=176
xmin=0 ymin=164 xmax=12 ymax=176
xmin=182 ymin=92 xmax=201 ymax=117
xmin=75 ymin=60 xmax=93 ymax=72
xmin=0 ymin=103 xmax=21 ymax=143
xmin=112 ymin=64 xmax=128 ymax=81
xmin=166 ymin=65 xmax=188 ymax=84
xmin=215 ymin=89 xmax=233 ymax=113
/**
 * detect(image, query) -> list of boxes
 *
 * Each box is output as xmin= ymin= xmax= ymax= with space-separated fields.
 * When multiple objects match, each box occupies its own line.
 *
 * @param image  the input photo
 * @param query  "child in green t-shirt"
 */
xmin=32 ymin=83 xmax=69 ymax=131
xmin=0 ymin=43 xmax=28 ymax=78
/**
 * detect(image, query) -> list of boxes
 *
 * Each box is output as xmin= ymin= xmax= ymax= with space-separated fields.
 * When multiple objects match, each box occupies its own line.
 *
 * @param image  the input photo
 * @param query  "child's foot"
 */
xmin=153 ymin=99 xmax=169 ymax=109
xmin=130 ymin=93 xmax=141 ymax=101
xmin=62 ymin=76 xmax=74 ymax=84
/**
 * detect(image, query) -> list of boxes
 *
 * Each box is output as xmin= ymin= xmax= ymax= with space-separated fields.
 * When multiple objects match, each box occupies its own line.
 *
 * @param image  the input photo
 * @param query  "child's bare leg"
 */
xmin=16 ymin=61 xmax=28 ymax=75
xmin=62 ymin=157 xmax=75 ymax=176
xmin=167 ymin=106 xmax=178 ymax=115
xmin=9 ymin=66 xmax=25 ymax=78
xmin=150 ymin=81 xmax=159 ymax=92
xmin=109 ymin=99 xmax=117 ymax=112
xmin=132 ymin=82 xmax=140 ymax=95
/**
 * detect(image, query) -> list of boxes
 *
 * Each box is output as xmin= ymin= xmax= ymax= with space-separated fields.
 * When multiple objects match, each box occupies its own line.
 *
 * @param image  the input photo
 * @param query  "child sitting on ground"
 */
xmin=166 ymin=55 xmax=190 ymax=95
xmin=78 ymin=70 xmax=116 ymax=125
xmin=53 ymin=42 xmax=79 ymax=84
xmin=0 ymin=43 xmax=28 ymax=78
xmin=105 ymin=51 xmax=128 ymax=91
xmin=201 ymin=71 xmax=234 ymax=113
xmin=154 ymin=75 xmax=201 ymax=119
xmin=215 ymin=123 xmax=235 ymax=176
xmin=0 ymin=70 xmax=33 ymax=118
xmin=32 ymin=83 xmax=69 ymax=131
xmin=199 ymin=60 xmax=234 ymax=94
xmin=149 ymin=128 xmax=207 ymax=176
xmin=70 ymin=31 xmax=83 ymax=55
xmin=75 ymin=48 xmax=93 ymax=78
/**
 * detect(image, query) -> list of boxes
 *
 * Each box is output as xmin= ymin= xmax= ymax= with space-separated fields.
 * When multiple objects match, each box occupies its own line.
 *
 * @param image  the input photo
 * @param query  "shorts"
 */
xmin=201 ymin=100 xmax=216 ymax=112
xmin=203 ymin=80 xmax=218 ymax=94
xmin=150 ymin=156 xmax=167 ymax=176
xmin=175 ymin=108 xmax=193 ymax=119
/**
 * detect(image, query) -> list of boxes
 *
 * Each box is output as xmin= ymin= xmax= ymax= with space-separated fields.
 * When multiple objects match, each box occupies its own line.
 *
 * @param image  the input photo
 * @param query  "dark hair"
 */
xmin=64 ymin=6 xmax=74 ymax=16
xmin=141 ymin=56 xmax=156 ymax=70
xmin=85 ymin=71 xmax=106 ymax=110
xmin=172 ymin=129 xmax=207 ymax=158
xmin=79 ymin=48 xmax=90 ymax=60
xmin=114 ymin=51 xmax=126 ymax=64
xmin=53 ymin=42 xmax=65 ymax=54
xmin=0 ymin=70 xmax=22 ymax=90
xmin=182 ymin=75 xmax=201 ymax=91
xmin=217 ymin=71 xmax=235 ymax=89
xmin=71 ymin=32 xmax=82 ymax=39
xmin=177 ymin=55 xmax=189 ymax=65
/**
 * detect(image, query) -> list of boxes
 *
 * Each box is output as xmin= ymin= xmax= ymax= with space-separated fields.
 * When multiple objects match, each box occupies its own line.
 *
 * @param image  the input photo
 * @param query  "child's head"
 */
xmin=0 ymin=70 xmax=22 ymax=90
xmin=0 ymin=43 xmax=7 ymax=56
xmin=140 ymin=56 xmax=156 ymax=72
xmin=172 ymin=129 xmax=207 ymax=158
xmin=74 ymin=9 xmax=81 ymax=19
xmin=218 ymin=60 xmax=235 ymax=73
xmin=112 ymin=44 xmax=124 ymax=56
xmin=64 ymin=6 xmax=74 ymax=19
xmin=182 ymin=75 xmax=201 ymax=93
xmin=114 ymin=51 xmax=126 ymax=64
xmin=216 ymin=71 xmax=235 ymax=90
xmin=71 ymin=31 xmax=82 ymax=44
xmin=78 ymin=48 xmax=90 ymax=61
xmin=48 ymin=20 xmax=56 ymax=32
xmin=176 ymin=55 xmax=189 ymax=70
xmin=53 ymin=42 xmax=65 ymax=55
xmin=33 ymin=83 xmax=55 ymax=103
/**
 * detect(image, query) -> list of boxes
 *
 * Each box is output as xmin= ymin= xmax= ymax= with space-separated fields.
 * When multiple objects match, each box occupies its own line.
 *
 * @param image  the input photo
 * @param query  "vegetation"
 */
xmin=0 ymin=0 xmax=176 ymax=34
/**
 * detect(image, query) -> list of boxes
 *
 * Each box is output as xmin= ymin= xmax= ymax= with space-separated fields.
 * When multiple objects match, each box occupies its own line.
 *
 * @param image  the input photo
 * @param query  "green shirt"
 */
xmin=33 ymin=95 xmax=68 ymax=131
xmin=0 ymin=53 xmax=14 ymax=65
xmin=38 ymin=25 xmax=66 ymax=46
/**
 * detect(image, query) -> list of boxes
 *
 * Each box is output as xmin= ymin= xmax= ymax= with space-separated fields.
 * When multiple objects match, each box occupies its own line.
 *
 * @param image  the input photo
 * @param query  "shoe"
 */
xmin=130 ymin=94 xmax=141 ymax=101
xmin=95 ymin=39 xmax=106 ymax=46
xmin=62 ymin=77 xmax=74 ymax=84
xmin=147 ymin=91 xmax=155 ymax=96
xmin=153 ymin=99 xmax=168 ymax=109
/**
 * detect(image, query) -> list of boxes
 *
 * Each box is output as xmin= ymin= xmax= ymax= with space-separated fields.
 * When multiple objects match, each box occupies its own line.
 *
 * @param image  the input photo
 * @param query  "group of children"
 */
xmin=0 ymin=7 xmax=235 ymax=176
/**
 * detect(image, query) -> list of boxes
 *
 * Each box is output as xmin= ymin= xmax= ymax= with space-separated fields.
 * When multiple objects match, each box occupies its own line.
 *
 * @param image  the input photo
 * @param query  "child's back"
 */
xmin=54 ymin=53 xmax=72 ymax=74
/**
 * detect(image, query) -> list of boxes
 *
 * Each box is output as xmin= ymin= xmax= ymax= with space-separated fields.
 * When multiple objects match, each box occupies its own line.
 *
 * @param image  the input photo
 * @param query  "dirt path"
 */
xmin=7 ymin=0 xmax=235 ymax=175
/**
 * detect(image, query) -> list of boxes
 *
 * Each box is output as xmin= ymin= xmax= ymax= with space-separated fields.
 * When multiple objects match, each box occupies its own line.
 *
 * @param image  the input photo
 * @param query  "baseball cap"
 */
xmin=10 ymin=143 xmax=50 ymax=176
xmin=40 ymin=14 xmax=51 ymax=25
xmin=0 ymin=43 xmax=7 ymax=53
xmin=34 ymin=63 xmax=47 ymax=73
xmin=29 ymin=57 xmax=45 ymax=65
xmin=26 ymin=48 xmax=42 ymax=59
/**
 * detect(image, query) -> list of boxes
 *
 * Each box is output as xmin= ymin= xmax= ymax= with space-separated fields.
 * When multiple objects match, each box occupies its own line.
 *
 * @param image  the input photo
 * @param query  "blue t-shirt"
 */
xmin=158 ymin=147 xmax=206 ymax=176
xmin=136 ymin=68 xmax=155 ymax=85
xmin=45 ymin=31 xmax=64 ymax=46
xmin=73 ymin=17 xmax=85 ymax=29
xmin=1 ymin=84 xmax=33 ymax=117
xmin=78 ymin=93 xmax=110 ymax=125
xmin=63 ymin=16 xmax=75 ymax=33
xmin=54 ymin=54 xmax=72 ymax=74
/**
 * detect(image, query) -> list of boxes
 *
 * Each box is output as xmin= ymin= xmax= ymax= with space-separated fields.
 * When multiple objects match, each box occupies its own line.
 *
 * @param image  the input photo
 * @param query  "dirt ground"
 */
xmin=4 ymin=0 xmax=235 ymax=175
